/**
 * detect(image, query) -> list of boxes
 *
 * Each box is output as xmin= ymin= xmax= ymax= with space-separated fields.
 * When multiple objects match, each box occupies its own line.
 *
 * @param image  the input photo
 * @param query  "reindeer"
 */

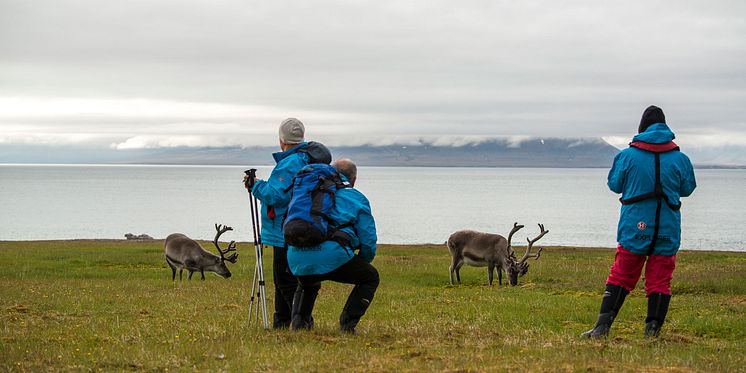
xmin=164 ymin=224 xmax=239 ymax=281
xmin=447 ymin=223 xmax=548 ymax=286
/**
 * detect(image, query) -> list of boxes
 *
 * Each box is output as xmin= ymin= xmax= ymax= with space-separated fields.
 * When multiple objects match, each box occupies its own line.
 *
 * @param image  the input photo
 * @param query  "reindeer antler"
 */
xmin=519 ymin=223 xmax=548 ymax=264
xmin=213 ymin=224 xmax=239 ymax=263
xmin=507 ymin=222 xmax=525 ymax=252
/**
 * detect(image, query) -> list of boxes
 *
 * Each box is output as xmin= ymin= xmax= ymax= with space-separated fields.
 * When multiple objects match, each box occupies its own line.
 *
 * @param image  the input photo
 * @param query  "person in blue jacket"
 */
xmin=288 ymin=158 xmax=379 ymax=333
xmin=245 ymin=118 xmax=331 ymax=329
xmin=582 ymin=105 xmax=696 ymax=339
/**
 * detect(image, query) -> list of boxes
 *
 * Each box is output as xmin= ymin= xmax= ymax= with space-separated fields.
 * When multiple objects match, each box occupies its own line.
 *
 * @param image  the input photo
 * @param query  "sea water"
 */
xmin=0 ymin=164 xmax=743 ymax=251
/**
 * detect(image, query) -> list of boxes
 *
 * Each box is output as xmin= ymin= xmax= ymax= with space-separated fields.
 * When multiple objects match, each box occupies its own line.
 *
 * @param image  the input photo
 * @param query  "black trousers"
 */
xmin=272 ymin=245 xmax=299 ymax=328
xmin=293 ymin=255 xmax=379 ymax=331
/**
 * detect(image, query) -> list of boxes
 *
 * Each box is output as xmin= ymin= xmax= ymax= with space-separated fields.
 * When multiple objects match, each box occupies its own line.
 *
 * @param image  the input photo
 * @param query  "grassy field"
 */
xmin=0 ymin=240 xmax=744 ymax=372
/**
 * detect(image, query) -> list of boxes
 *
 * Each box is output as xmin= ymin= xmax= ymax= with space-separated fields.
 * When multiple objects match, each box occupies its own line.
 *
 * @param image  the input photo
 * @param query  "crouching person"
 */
xmin=287 ymin=158 xmax=379 ymax=333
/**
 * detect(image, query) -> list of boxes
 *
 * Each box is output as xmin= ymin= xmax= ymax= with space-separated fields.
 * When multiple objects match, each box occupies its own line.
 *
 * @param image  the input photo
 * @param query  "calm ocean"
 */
xmin=0 ymin=164 xmax=743 ymax=251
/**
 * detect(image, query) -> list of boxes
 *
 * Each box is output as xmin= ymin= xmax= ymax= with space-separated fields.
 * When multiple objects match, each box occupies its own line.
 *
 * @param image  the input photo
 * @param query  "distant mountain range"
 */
xmin=1 ymin=138 xmax=744 ymax=168
xmin=331 ymin=138 xmax=620 ymax=167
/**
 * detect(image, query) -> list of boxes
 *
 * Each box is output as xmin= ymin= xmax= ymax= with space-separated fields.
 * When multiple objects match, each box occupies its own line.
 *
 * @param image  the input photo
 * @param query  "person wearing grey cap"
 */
xmin=244 ymin=118 xmax=332 ymax=329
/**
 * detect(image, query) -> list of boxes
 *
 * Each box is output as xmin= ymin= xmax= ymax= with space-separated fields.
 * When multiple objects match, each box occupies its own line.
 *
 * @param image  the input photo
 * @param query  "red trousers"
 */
xmin=606 ymin=245 xmax=676 ymax=296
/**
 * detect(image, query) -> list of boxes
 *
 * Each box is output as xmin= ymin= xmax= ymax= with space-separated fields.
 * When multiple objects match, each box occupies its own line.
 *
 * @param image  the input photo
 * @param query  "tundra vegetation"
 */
xmin=0 ymin=240 xmax=744 ymax=372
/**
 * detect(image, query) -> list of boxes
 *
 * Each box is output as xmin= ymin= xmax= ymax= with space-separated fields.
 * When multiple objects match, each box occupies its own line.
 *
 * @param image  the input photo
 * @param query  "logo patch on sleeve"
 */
xmin=637 ymin=221 xmax=647 ymax=230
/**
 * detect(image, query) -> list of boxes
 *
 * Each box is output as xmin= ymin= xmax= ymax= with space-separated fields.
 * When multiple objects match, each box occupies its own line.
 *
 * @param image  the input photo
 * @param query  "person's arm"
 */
xmin=252 ymin=157 xmax=305 ymax=205
xmin=355 ymin=198 xmax=377 ymax=263
xmin=680 ymin=155 xmax=697 ymax=197
xmin=607 ymin=152 xmax=626 ymax=194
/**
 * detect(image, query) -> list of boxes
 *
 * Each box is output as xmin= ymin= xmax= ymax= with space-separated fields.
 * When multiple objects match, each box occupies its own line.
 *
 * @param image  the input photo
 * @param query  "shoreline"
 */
xmin=2 ymin=162 xmax=745 ymax=169
xmin=0 ymin=239 xmax=743 ymax=254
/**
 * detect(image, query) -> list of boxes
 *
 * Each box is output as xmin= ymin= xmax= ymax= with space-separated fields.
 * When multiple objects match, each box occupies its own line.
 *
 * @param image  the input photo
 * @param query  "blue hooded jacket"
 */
xmin=251 ymin=143 xmax=310 ymax=247
xmin=287 ymin=177 xmax=377 ymax=276
xmin=608 ymin=123 xmax=696 ymax=256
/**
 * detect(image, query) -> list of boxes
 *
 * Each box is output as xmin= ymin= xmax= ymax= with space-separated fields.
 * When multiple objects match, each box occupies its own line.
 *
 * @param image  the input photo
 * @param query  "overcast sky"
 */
xmin=1 ymin=0 xmax=744 ymax=150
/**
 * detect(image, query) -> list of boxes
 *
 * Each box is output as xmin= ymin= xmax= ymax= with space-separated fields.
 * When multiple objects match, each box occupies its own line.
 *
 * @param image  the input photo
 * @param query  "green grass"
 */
xmin=1 ymin=241 xmax=744 ymax=372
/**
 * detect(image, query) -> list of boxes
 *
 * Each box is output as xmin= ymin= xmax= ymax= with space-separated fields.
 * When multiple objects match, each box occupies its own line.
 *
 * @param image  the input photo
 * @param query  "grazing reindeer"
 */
xmin=164 ymin=224 xmax=239 ymax=281
xmin=447 ymin=223 xmax=548 ymax=286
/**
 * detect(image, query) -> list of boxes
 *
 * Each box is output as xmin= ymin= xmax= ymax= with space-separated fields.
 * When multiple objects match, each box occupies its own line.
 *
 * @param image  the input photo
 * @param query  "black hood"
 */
xmin=301 ymin=141 xmax=332 ymax=164
xmin=639 ymin=105 xmax=666 ymax=133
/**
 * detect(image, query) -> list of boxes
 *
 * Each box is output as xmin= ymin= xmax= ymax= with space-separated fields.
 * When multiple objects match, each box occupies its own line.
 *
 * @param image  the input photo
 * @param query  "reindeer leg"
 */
xmin=200 ymin=269 xmax=205 ymax=281
xmin=179 ymin=269 xmax=183 ymax=281
xmin=188 ymin=270 xmax=194 ymax=280
xmin=449 ymin=255 xmax=460 ymax=285
xmin=488 ymin=262 xmax=495 ymax=286
xmin=498 ymin=268 xmax=503 ymax=286
xmin=455 ymin=260 xmax=464 ymax=284
xmin=167 ymin=260 xmax=176 ymax=281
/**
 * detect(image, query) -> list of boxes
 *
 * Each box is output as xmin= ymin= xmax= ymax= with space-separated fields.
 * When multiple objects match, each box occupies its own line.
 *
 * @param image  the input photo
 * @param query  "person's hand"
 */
xmin=243 ymin=169 xmax=257 ymax=190
xmin=243 ymin=175 xmax=254 ymax=189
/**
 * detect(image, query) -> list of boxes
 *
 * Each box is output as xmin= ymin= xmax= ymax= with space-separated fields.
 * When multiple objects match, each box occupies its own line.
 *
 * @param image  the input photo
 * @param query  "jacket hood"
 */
xmin=632 ymin=123 xmax=676 ymax=144
xmin=272 ymin=142 xmax=308 ymax=163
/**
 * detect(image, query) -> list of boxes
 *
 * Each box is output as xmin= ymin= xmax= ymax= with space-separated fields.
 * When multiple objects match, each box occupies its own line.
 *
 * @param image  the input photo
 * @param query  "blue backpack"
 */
xmin=283 ymin=164 xmax=351 ymax=247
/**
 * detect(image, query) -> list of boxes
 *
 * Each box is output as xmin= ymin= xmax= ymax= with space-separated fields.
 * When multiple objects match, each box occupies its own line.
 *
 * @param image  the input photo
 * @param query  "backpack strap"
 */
xmin=309 ymin=177 xmax=337 ymax=224
xmin=619 ymin=143 xmax=682 ymax=211
xmin=335 ymin=179 xmax=351 ymax=189
xmin=647 ymin=152 xmax=664 ymax=255
xmin=328 ymin=222 xmax=355 ymax=248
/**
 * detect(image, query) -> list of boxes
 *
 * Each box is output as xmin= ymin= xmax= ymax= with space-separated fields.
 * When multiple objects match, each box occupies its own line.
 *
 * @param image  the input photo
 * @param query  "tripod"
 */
xmin=244 ymin=169 xmax=269 ymax=329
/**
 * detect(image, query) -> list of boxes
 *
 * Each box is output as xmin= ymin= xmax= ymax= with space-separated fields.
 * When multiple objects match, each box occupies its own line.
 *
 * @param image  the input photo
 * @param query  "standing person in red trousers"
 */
xmin=582 ymin=105 xmax=697 ymax=338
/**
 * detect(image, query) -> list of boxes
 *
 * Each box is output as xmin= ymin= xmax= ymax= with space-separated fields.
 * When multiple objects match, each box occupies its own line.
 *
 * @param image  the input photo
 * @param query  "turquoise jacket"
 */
xmin=287 ymin=180 xmax=377 ymax=276
xmin=608 ymin=123 xmax=696 ymax=256
xmin=251 ymin=143 xmax=310 ymax=247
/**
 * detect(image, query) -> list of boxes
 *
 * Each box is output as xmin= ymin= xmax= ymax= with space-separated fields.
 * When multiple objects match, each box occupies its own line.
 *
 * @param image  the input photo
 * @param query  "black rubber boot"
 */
xmin=644 ymin=293 xmax=671 ymax=338
xmin=339 ymin=309 xmax=361 ymax=334
xmin=580 ymin=312 xmax=616 ymax=339
xmin=581 ymin=284 xmax=629 ymax=339
xmin=339 ymin=289 xmax=373 ymax=334
xmin=291 ymin=285 xmax=319 ymax=331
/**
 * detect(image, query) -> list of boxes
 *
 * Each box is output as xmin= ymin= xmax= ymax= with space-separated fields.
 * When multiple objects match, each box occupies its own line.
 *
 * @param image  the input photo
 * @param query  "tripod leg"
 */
xmin=248 ymin=257 xmax=258 ymax=323
xmin=254 ymin=246 xmax=264 ymax=324
xmin=255 ymin=280 xmax=261 ymax=321
xmin=257 ymin=244 xmax=270 ymax=329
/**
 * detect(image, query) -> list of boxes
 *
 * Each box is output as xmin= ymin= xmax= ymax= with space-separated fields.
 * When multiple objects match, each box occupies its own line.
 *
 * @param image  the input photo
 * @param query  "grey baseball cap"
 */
xmin=279 ymin=118 xmax=305 ymax=144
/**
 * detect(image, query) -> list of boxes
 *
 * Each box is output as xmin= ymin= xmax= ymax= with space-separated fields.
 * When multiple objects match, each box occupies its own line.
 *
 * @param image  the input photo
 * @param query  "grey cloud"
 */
xmin=0 ymin=0 xmax=745 ymax=152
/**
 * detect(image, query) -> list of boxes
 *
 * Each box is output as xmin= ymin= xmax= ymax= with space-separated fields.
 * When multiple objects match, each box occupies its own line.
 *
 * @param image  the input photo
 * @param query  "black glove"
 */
xmin=243 ymin=169 xmax=257 ymax=190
